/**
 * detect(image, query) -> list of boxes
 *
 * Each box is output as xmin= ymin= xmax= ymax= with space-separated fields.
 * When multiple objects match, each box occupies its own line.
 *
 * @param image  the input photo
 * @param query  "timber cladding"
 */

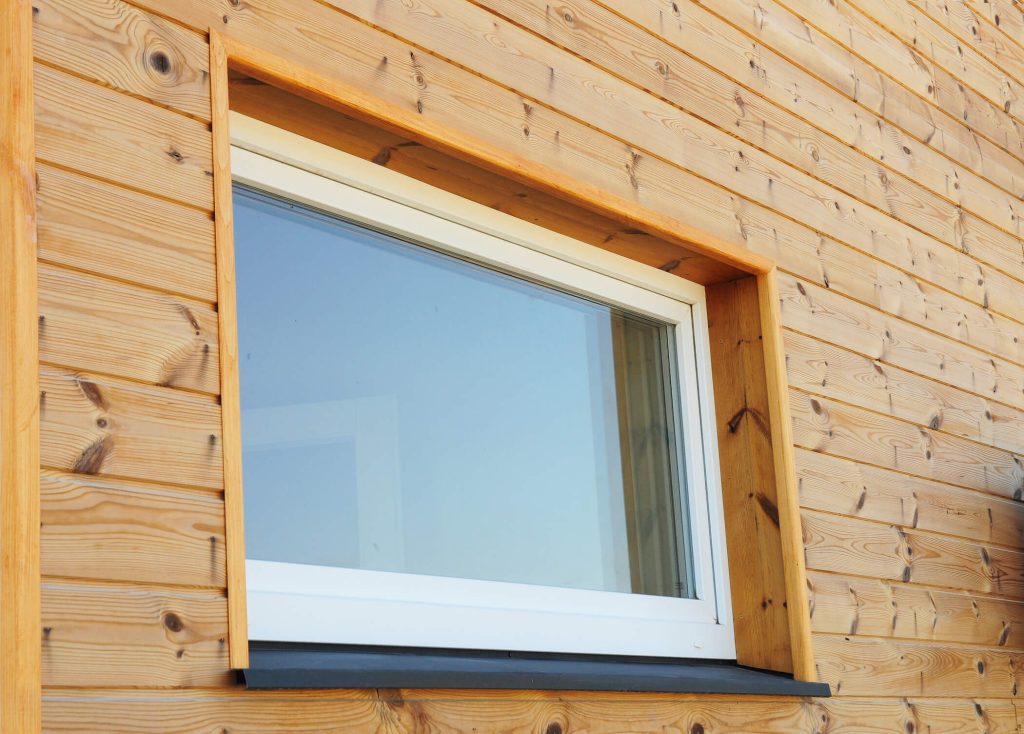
xmin=25 ymin=0 xmax=1024 ymax=731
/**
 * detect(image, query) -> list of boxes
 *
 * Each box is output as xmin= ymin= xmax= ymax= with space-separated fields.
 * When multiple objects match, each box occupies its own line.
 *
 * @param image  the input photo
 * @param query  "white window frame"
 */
xmin=230 ymin=112 xmax=734 ymax=660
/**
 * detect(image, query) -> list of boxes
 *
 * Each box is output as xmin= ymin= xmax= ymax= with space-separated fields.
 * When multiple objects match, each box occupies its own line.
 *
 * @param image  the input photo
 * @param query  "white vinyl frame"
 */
xmin=230 ymin=112 xmax=734 ymax=659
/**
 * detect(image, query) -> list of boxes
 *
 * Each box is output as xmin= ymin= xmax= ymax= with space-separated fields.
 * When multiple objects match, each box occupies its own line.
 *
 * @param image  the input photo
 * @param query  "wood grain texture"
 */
xmin=38 ymin=690 xmax=1024 ymax=732
xmin=36 ymin=164 xmax=216 ymax=302
xmin=707 ymin=278 xmax=792 ymax=673
xmin=38 ymin=263 xmax=220 ymax=393
xmin=785 ymin=329 xmax=1024 ymax=455
xmin=778 ymin=273 xmax=1024 ymax=411
xmin=797 ymin=448 xmax=1024 ymax=547
xmin=41 ymin=581 xmax=231 ymax=688
xmin=34 ymin=63 xmax=212 ymax=210
xmin=790 ymin=389 xmax=1024 ymax=497
xmin=808 ymin=570 xmax=1024 ymax=646
xmin=32 ymin=0 xmax=210 ymax=120
xmin=478 ymin=0 xmax=1024 ymax=277
xmin=802 ymin=509 xmax=1024 ymax=597
xmin=210 ymin=32 xmax=248 ymax=671
xmin=41 ymin=470 xmax=225 ymax=587
xmin=40 ymin=366 xmax=222 ymax=491
xmin=1 ymin=0 xmax=41 ymax=730
xmin=814 ymin=634 xmax=1023 ymax=697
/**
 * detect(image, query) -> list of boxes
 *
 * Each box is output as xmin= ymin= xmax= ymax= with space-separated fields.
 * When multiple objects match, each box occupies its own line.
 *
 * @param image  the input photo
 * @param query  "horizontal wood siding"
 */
xmin=32 ymin=0 xmax=1024 ymax=730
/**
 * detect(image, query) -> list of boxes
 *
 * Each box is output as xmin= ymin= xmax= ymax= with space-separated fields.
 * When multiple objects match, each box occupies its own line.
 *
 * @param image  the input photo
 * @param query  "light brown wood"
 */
xmin=797 ymin=448 xmax=1024 ymax=547
xmin=1 ymin=0 xmax=41 ymax=730
xmin=790 ymin=388 xmax=1024 ymax=498
xmin=38 ymin=263 xmax=220 ymax=394
xmin=758 ymin=270 xmax=817 ymax=682
xmin=785 ymin=329 xmax=1024 ymax=455
xmin=41 ymin=470 xmax=225 ymax=588
xmin=210 ymin=31 xmax=248 ymax=672
xmin=41 ymin=580 xmax=231 ymax=688
xmin=40 ymin=366 xmax=223 ymax=491
xmin=38 ymin=690 xmax=1024 ymax=732
xmin=36 ymin=164 xmax=216 ymax=302
xmin=802 ymin=509 xmax=1024 ymax=597
xmin=813 ymin=634 xmax=1022 ymax=697
xmin=808 ymin=570 xmax=1024 ymax=646
xmin=778 ymin=273 xmax=1024 ymax=412
xmin=706 ymin=277 xmax=792 ymax=673
xmin=34 ymin=63 xmax=213 ymax=211
xmin=32 ymin=0 xmax=210 ymax=120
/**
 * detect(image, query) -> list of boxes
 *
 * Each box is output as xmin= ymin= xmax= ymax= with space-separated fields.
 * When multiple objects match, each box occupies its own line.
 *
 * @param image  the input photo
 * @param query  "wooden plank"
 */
xmin=34 ymin=63 xmax=212 ymax=210
xmin=706 ymin=278 xmax=792 ymax=673
xmin=813 ymin=634 xmax=1022 ymax=697
xmin=808 ymin=570 xmax=1024 ymax=646
xmin=37 ymin=691 xmax=1023 ymax=732
xmin=802 ymin=509 xmax=1024 ymax=597
xmin=797 ymin=448 xmax=1024 ymax=547
xmin=790 ymin=389 xmax=1024 ymax=498
xmin=32 ymin=0 xmax=210 ymax=120
xmin=970 ymin=0 xmax=1024 ymax=62
xmin=41 ymin=580 xmax=231 ymax=688
xmin=38 ymin=263 xmax=220 ymax=393
xmin=41 ymin=470 xmax=225 ymax=588
xmin=0 ymin=0 xmax=41 ymax=730
xmin=40 ymin=366 xmax=223 ymax=491
xmin=778 ymin=273 xmax=1024 ymax=411
xmin=785 ymin=329 xmax=1024 ymax=455
xmin=478 ymin=0 xmax=1024 ymax=275
xmin=849 ymin=0 xmax=1024 ymax=123
xmin=625 ymin=0 xmax=1024 ymax=226
xmin=36 ymin=164 xmax=216 ymax=302
xmin=210 ymin=32 xmax=248 ymax=671
xmin=768 ymin=0 xmax=1024 ymax=160
xmin=909 ymin=0 xmax=1024 ymax=86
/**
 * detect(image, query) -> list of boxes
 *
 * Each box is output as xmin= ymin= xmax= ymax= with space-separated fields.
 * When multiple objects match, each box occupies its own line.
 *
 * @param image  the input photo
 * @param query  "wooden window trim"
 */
xmin=209 ymin=29 xmax=815 ymax=681
xmin=0 ymin=0 xmax=42 ymax=730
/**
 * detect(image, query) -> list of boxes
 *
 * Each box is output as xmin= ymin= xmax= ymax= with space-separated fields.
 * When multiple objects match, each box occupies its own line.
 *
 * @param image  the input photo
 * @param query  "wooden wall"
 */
xmin=30 ymin=0 xmax=1024 ymax=730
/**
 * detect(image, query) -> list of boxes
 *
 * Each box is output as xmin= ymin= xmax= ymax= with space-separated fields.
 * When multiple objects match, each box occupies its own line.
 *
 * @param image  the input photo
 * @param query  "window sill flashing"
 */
xmin=240 ymin=642 xmax=831 ymax=696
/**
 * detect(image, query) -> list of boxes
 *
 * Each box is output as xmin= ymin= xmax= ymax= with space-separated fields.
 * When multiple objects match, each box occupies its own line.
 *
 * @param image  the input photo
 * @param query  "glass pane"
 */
xmin=235 ymin=185 xmax=694 ymax=598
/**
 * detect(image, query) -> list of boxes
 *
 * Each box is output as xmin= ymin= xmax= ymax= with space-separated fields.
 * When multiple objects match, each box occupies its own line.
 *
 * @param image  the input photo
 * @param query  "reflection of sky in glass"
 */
xmin=235 ymin=186 xmax=678 ymax=594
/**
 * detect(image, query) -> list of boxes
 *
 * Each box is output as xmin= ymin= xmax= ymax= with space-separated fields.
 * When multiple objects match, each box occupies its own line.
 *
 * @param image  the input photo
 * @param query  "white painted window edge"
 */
xmin=231 ymin=113 xmax=735 ymax=660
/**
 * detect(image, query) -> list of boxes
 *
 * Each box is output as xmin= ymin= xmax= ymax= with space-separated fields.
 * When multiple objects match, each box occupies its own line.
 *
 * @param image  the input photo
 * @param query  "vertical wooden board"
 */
xmin=706 ymin=277 xmax=792 ymax=673
xmin=32 ymin=0 xmax=211 ymax=120
xmin=39 ymin=366 xmax=223 ymax=491
xmin=41 ymin=581 xmax=231 ymax=688
xmin=34 ymin=63 xmax=213 ymax=210
xmin=36 ymin=164 xmax=216 ymax=302
xmin=210 ymin=33 xmax=249 ymax=671
xmin=1 ymin=0 xmax=41 ymax=730
xmin=41 ymin=470 xmax=225 ymax=588
xmin=38 ymin=264 xmax=220 ymax=393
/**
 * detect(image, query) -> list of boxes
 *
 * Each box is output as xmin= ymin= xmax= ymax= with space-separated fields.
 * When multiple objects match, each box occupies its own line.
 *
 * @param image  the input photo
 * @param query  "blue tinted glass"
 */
xmin=236 ymin=186 xmax=692 ymax=597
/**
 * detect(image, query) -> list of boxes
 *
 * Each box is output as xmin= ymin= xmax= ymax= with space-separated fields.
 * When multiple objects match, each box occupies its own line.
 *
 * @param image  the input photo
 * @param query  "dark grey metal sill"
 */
xmin=241 ymin=642 xmax=831 ymax=696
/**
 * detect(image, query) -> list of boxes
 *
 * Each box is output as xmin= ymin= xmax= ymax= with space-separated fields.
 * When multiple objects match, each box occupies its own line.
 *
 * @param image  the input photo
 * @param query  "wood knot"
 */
xmin=149 ymin=51 xmax=171 ymax=75
xmin=545 ymin=724 xmax=563 ymax=734
xmin=691 ymin=725 xmax=705 ymax=734
xmin=163 ymin=612 xmax=184 ymax=632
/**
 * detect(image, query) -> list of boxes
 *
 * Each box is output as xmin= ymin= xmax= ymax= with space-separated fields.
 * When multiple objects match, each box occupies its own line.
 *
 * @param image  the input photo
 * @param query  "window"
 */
xmin=231 ymin=115 xmax=733 ymax=660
